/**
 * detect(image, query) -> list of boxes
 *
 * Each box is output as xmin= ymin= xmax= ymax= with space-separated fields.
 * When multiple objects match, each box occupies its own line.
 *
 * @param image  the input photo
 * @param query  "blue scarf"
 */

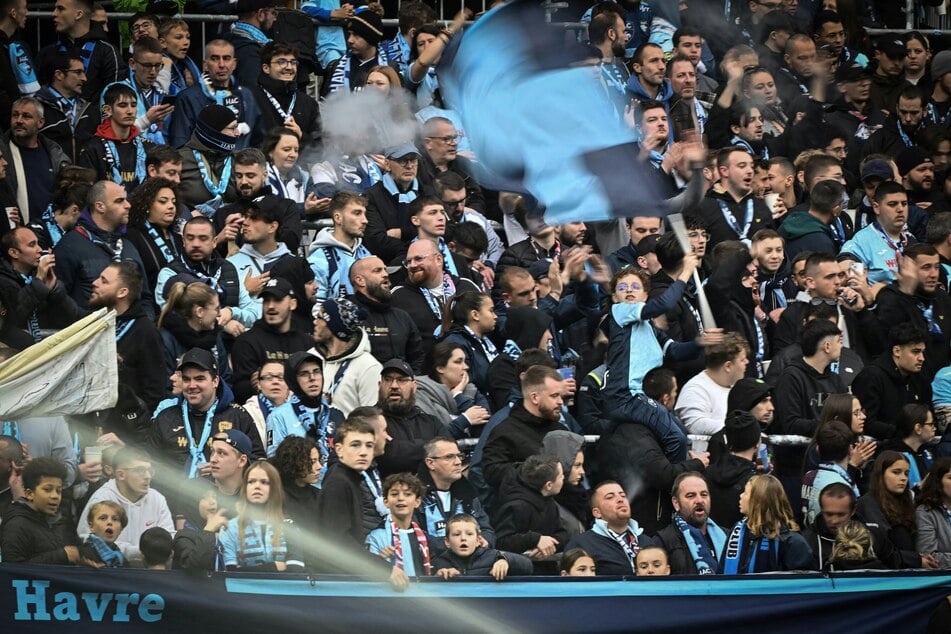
xmin=1 ymin=421 xmax=19 ymax=440
xmin=167 ymin=54 xmax=202 ymax=93
xmin=182 ymin=398 xmax=217 ymax=478
xmin=382 ymin=173 xmax=418 ymax=204
xmin=672 ymin=513 xmax=726 ymax=574
xmin=231 ymin=22 xmax=271 ymax=45
xmin=5 ymin=41 xmax=38 ymax=94
xmin=85 ymin=534 xmax=125 ymax=568
xmin=722 ymin=519 xmax=779 ymax=575
xmin=501 ymin=339 xmax=522 ymax=361
xmin=326 ymin=48 xmax=388 ymax=95
xmin=901 ymin=450 xmax=932 ymax=489
xmin=17 ymin=273 xmax=41 ymax=341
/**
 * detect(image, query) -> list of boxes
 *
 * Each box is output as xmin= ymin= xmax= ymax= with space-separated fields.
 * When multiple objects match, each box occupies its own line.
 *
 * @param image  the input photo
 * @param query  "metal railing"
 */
xmin=454 ymin=433 xmax=816 ymax=450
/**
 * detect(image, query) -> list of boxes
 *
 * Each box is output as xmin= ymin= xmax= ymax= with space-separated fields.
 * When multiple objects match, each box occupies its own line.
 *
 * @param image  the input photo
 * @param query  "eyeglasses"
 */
xmin=392 ymin=156 xmax=418 ymax=166
xmin=430 ymin=453 xmax=463 ymax=462
xmin=271 ymin=58 xmax=299 ymax=67
xmin=443 ymin=197 xmax=467 ymax=208
xmin=755 ymin=0 xmax=783 ymax=8
xmin=260 ymin=373 xmax=284 ymax=382
xmin=134 ymin=61 xmax=163 ymax=70
xmin=120 ymin=466 xmax=154 ymax=476
xmin=402 ymin=253 xmax=438 ymax=267
xmin=427 ymin=135 xmax=459 ymax=144
xmin=615 ymin=283 xmax=643 ymax=292
xmin=382 ymin=375 xmax=414 ymax=385
xmin=296 ymin=369 xmax=323 ymax=379
xmin=852 ymin=408 xmax=866 ymax=416
xmin=131 ymin=22 xmax=156 ymax=32
xmin=810 ymin=297 xmax=838 ymax=306
xmin=923 ymin=421 xmax=938 ymax=427
xmin=828 ymin=146 xmax=849 ymax=156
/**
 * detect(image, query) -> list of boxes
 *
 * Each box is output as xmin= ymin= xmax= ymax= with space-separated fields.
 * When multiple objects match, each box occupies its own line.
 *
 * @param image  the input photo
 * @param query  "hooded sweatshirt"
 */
xmin=307 ymin=227 xmax=372 ymax=301
xmin=706 ymin=453 xmax=757 ymax=528
xmin=78 ymin=119 xmax=152 ymax=191
xmin=310 ymin=329 xmax=383 ymax=417
xmin=493 ymin=473 xmax=568 ymax=554
xmin=486 ymin=306 xmax=553 ymax=411
xmin=38 ymin=22 xmax=120 ymax=103
xmin=542 ymin=430 xmax=589 ymax=538
xmin=779 ymin=210 xmax=841 ymax=259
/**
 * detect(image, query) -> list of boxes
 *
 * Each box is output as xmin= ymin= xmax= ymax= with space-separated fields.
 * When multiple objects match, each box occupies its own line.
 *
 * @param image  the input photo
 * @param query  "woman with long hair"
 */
xmin=722 ymin=474 xmax=813 ymax=573
xmin=856 ymin=451 xmax=936 ymax=568
xmin=803 ymin=393 xmax=875 ymax=482
xmin=125 ymin=177 xmax=183 ymax=298
xmin=414 ymin=340 xmax=491 ymax=439
xmin=220 ymin=460 xmax=303 ymax=571
xmin=916 ymin=457 xmax=951 ymax=568
xmin=440 ymin=291 xmax=499 ymax=393
xmin=157 ymin=277 xmax=229 ymax=386
xmin=827 ymin=520 xmax=886 ymax=571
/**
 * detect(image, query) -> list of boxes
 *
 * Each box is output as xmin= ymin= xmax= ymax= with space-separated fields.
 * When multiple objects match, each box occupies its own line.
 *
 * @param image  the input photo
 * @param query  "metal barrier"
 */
xmin=454 ymin=433 xmax=815 ymax=449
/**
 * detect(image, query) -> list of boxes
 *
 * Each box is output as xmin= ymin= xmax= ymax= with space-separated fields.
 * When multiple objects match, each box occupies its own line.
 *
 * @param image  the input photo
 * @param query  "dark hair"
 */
xmin=889 ymin=323 xmax=927 ymax=349
xmin=870 ymin=451 xmax=916 ymax=533
xmin=818 ymin=482 xmax=856 ymax=511
xmin=654 ymin=232 xmax=685 ymax=271
xmin=139 ymin=527 xmax=173 ymax=567
xmin=803 ymin=154 xmax=842 ymax=189
xmin=232 ymin=147 xmax=267 ymax=168
xmin=610 ymin=266 xmax=651 ymax=295
xmin=446 ymin=221 xmax=488 ymax=256
xmin=559 ymin=548 xmax=593 ymax=573
xmin=262 ymin=127 xmax=300 ymax=160
xmin=408 ymin=195 xmax=445 ymax=218
xmin=896 ymin=403 xmax=933 ymax=439
xmin=22 ymin=456 xmax=68 ymax=491
xmin=632 ymin=42 xmax=663 ymax=67
xmin=804 ymin=251 xmax=837 ymax=277
xmin=916 ymin=457 xmax=951 ymax=510
xmin=518 ymin=454 xmax=561 ymax=491
xmin=927 ymin=212 xmax=951 ymax=245
xmin=133 ymin=35 xmax=164 ymax=57
xmin=334 ymin=412 xmax=378 ymax=444
xmin=801 ymin=319 xmax=841 ymax=356
xmin=382 ymin=472 xmax=426 ymax=498
xmin=703 ymin=332 xmax=750 ymax=369
xmin=146 ymin=144 xmax=182 ymax=169
xmin=515 ymin=348 xmax=557 ymax=374
xmin=397 ymin=1 xmax=436 ymax=34
xmin=127 ymin=177 xmax=178 ymax=229
xmin=108 ymin=261 xmax=144 ymax=303
xmin=521 ymin=365 xmax=563 ymax=393
xmin=432 ymin=170 xmax=466 ymax=198
xmin=819 ymin=393 xmax=856 ymax=429
xmin=588 ymin=12 xmax=619 ymax=46
xmin=634 ymin=99 xmax=666 ymax=127
xmin=812 ymin=9 xmax=843 ymax=34
xmin=904 ymin=242 xmax=938 ymax=262
xmin=260 ymin=41 xmax=299 ymax=64
xmin=896 ymin=84 xmax=925 ymax=107
xmin=816 ymin=420 xmax=854 ymax=462
xmin=671 ymin=471 xmax=707 ymax=497
xmin=873 ymin=180 xmax=906 ymax=204
xmin=102 ymin=83 xmax=137 ymax=107
xmin=271 ymin=435 xmax=319 ymax=486
xmin=427 ymin=340 xmax=465 ymax=381
xmin=672 ymin=25 xmax=701 ymax=47
xmin=643 ymin=367 xmax=676 ymax=401
xmin=442 ymin=290 xmax=487 ymax=333
xmin=411 ymin=24 xmax=443 ymax=61
xmin=810 ymin=180 xmax=845 ymax=215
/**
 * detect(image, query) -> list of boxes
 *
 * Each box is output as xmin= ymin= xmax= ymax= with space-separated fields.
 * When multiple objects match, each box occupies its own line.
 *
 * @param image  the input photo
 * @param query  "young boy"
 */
xmin=493 ymin=455 xmax=569 ymax=561
xmin=434 ymin=514 xmax=533 ymax=580
xmin=410 ymin=196 xmax=461 ymax=277
xmin=366 ymin=473 xmax=440 ymax=591
xmin=140 ymin=527 xmax=174 ymax=570
xmin=80 ymin=500 xmax=128 ymax=567
xmin=603 ymin=261 xmax=722 ymax=461
xmin=315 ymin=416 xmax=377 ymax=566
xmin=78 ymin=83 xmax=155 ymax=192
xmin=0 ymin=457 xmax=80 ymax=564
xmin=751 ymin=229 xmax=794 ymax=319
xmin=635 ymin=546 xmax=671 ymax=576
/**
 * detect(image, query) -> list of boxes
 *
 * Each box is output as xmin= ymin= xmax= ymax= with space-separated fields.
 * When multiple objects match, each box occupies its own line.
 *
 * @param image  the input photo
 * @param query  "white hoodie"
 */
xmin=77 ymin=479 xmax=175 ymax=562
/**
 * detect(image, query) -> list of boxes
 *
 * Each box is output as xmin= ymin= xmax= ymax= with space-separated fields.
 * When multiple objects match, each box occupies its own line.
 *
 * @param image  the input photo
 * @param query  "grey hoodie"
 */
xmin=542 ymin=429 xmax=584 ymax=477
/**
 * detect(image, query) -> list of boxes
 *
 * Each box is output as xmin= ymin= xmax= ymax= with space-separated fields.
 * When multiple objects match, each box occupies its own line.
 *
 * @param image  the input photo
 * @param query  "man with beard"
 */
xmin=863 ymin=86 xmax=927 ymax=159
xmin=225 ymin=0 xmax=279 ymax=89
xmin=215 ymin=148 xmax=301 ymax=255
xmin=826 ymin=64 xmax=884 ymax=170
xmin=897 ymin=147 xmax=935 ymax=208
xmin=364 ymin=143 xmax=425 ymax=264
xmin=348 ymin=255 xmax=423 ymax=371
xmin=390 ymin=238 xmax=479 ymax=358
xmin=308 ymin=192 xmax=371 ymax=302
xmin=2 ymin=98 xmax=70 ymax=225
xmin=88 ymin=261 xmax=165 ymax=439
xmin=588 ymin=11 xmax=629 ymax=120
xmin=874 ymin=244 xmax=951 ymax=377
xmin=435 ymin=171 xmax=504 ymax=272
xmin=155 ymin=216 xmax=255 ymax=335
xmin=627 ymin=43 xmax=672 ymax=110
xmin=774 ymin=34 xmax=819 ymax=110
xmin=728 ymin=103 xmax=769 ymax=161
xmin=374 ymin=359 xmax=448 ymax=478
xmin=481 ymin=365 xmax=567 ymax=493
xmin=565 ymin=480 xmax=653 ymax=576
xmin=653 ymin=472 xmax=727 ymax=575
xmin=229 ymin=277 xmax=313 ymax=402
xmin=311 ymin=297 xmax=381 ymax=417
xmin=54 ymin=180 xmax=153 ymax=315
xmin=0 ymin=226 xmax=83 ymax=341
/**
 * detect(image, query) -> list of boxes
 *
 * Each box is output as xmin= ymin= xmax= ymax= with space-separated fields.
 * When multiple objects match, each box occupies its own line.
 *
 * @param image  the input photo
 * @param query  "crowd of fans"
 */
xmin=3 ymin=0 xmax=951 ymax=611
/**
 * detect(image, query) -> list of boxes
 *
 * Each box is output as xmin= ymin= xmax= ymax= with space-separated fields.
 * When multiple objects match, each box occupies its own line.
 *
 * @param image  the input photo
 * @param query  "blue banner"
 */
xmin=2 ymin=565 xmax=950 ymax=632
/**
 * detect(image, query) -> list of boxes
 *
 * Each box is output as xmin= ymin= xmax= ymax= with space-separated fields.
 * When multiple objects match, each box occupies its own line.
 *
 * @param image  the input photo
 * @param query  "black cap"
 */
xmin=836 ymin=63 xmax=871 ymax=83
xmin=727 ymin=378 xmax=772 ymax=413
xmin=528 ymin=259 xmax=551 ymax=281
xmin=259 ymin=277 xmax=295 ymax=300
xmin=875 ymin=36 xmax=907 ymax=60
xmin=637 ymin=234 xmax=660 ymax=256
xmin=178 ymin=348 xmax=218 ymax=375
xmin=725 ymin=410 xmax=762 ymax=452
xmin=381 ymin=358 xmax=414 ymax=378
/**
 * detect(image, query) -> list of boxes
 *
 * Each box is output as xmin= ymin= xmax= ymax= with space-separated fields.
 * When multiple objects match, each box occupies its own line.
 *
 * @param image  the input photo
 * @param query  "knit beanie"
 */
xmin=195 ymin=105 xmax=238 ymax=154
xmin=314 ymin=298 xmax=368 ymax=340
xmin=934 ymin=50 xmax=951 ymax=81
xmin=347 ymin=10 xmax=384 ymax=47
xmin=724 ymin=410 xmax=762 ymax=452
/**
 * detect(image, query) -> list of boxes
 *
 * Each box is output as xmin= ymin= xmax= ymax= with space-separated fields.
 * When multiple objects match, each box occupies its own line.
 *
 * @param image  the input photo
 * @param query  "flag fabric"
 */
xmin=0 ymin=309 xmax=118 ymax=420
xmin=437 ymin=0 xmax=676 ymax=224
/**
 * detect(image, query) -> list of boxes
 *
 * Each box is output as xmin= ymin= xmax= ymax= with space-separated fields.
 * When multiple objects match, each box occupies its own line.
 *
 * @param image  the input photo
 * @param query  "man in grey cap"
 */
xmin=364 ymin=143 xmax=426 ymax=263
xmin=375 ymin=358 xmax=449 ymax=478
xmin=927 ymin=50 xmax=951 ymax=127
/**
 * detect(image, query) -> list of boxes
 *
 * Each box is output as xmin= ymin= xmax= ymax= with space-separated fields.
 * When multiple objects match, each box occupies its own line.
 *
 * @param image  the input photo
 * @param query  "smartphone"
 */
xmin=161 ymin=94 xmax=177 ymax=107
xmin=758 ymin=443 xmax=771 ymax=474
xmin=849 ymin=261 xmax=865 ymax=276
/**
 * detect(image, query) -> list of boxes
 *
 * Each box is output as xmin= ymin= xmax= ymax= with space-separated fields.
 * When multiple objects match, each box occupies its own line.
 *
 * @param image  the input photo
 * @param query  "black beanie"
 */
xmin=347 ymin=10 xmax=384 ymax=46
xmin=198 ymin=104 xmax=237 ymax=132
xmin=727 ymin=378 xmax=772 ymax=413
xmin=725 ymin=410 xmax=762 ymax=452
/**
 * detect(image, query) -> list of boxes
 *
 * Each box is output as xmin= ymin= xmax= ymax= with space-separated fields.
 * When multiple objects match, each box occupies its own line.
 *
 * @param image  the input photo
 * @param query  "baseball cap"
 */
xmin=385 ymin=143 xmax=420 ymax=160
xmin=212 ymin=429 xmax=253 ymax=459
xmin=860 ymin=159 xmax=894 ymax=183
xmin=259 ymin=277 xmax=295 ymax=301
xmin=381 ymin=358 xmax=414 ymax=378
xmin=177 ymin=348 xmax=218 ymax=375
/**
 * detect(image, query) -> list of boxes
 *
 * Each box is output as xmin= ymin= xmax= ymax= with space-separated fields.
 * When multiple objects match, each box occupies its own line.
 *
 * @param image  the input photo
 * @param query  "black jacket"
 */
xmin=282 ymin=480 xmax=321 ymax=543
xmin=363 ymin=179 xmax=421 ymax=264
xmin=37 ymin=25 xmax=120 ymax=103
xmin=349 ymin=291 xmax=424 ymax=372
xmin=565 ymin=527 xmax=652 ymax=577
xmin=649 ymin=270 xmax=705 ymax=385
xmin=697 ymin=190 xmax=773 ymax=252
xmin=765 ymin=343 xmax=864 ymax=390
xmin=800 ymin=512 xmax=910 ymax=570
xmin=862 ymin=114 xmax=920 ymax=158
xmin=875 ymin=283 xmax=951 ymax=376
xmin=432 ymin=545 xmax=532 ymax=576
xmin=250 ymin=74 xmax=322 ymax=152
xmin=0 ymin=259 xmax=83 ymax=334
xmin=315 ymin=461 xmax=367 ymax=557
xmin=171 ymin=526 xmax=219 ymax=571
xmin=654 ymin=519 xmax=726 ymax=575
xmin=229 ymin=319 xmax=314 ymax=402
xmin=855 ymin=494 xmax=922 ymax=569
xmin=773 ymin=299 xmax=882 ymax=362
xmin=497 ymin=238 xmax=560 ymax=273
xmin=773 ymin=357 xmax=847 ymax=438
xmin=214 ymin=193 xmax=302 ymax=256
xmin=416 ymin=152 xmax=485 ymax=214
xmin=223 ymin=30 xmax=266 ymax=92
xmin=415 ymin=469 xmax=496 ymax=547
xmin=124 ymin=225 xmax=184 ymax=309
xmin=0 ymin=500 xmax=73 ymax=564
xmin=486 ymin=307 xmax=553 ymax=411
xmin=597 ymin=423 xmax=706 ymax=535
xmin=377 ymin=406 xmax=449 ymax=478
xmin=706 ymin=248 xmax=768 ymax=375
xmin=481 ymin=402 xmax=565 ymax=492
xmin=493 ymin=473 xmax=568 ymax=554
xmin=115 ymin=302 xmax=168 ymax=422
xmin=390 ymin=275 xmax=479 ymax=359
xmin=35 ymin=85 xmax=97 ymax=163
xmin=705 ymin=453 xmax=757 ymax=529
xmin=851 ymin=353 xmax=932 ymax=441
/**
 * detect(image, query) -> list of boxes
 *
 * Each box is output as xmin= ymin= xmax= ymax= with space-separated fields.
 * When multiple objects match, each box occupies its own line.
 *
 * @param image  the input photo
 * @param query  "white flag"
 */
xmin=0 ymin=309 xmax=118 ymax=420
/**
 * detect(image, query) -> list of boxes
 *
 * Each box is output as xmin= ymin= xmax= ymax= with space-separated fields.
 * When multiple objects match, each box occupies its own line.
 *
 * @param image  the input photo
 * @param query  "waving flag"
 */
xmin=438 ymin=0 xmax=690 ymax=224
